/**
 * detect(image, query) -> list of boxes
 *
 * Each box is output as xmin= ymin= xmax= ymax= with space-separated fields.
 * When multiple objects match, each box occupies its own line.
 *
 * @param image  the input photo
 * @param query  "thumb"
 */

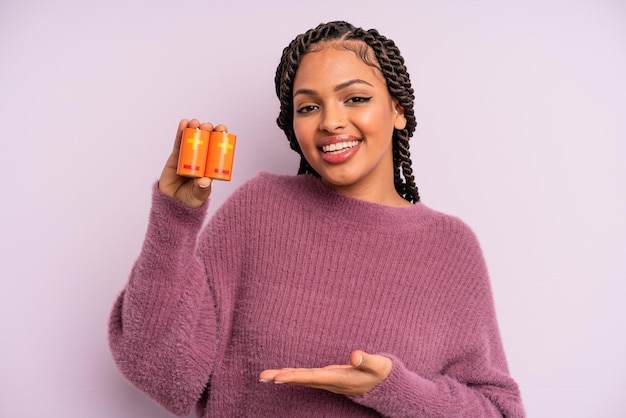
xmin=350 ymin=350 xmax=393 ymax=378
xmin=350 ymin=350 xmax=366 ymax=368
xmin=191 ymin=177 xmax=212 ymax=203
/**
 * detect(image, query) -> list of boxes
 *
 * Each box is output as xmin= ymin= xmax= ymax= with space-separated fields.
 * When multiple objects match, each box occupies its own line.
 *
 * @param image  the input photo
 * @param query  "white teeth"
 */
xmin=322 ymin=140 xmax=360 ymax=153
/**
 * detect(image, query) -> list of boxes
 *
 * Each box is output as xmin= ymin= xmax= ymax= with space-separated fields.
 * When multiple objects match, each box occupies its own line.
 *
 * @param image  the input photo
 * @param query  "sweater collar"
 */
xmin=295 ymin=174 xmax=431 ymax=232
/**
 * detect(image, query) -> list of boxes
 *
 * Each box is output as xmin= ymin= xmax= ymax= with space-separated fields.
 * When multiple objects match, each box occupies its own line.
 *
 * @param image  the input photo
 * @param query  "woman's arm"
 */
xmin=108 ymin=185 xmax=218 ymax=416
xmin=108 ymin=119 xmax=228 ymax=416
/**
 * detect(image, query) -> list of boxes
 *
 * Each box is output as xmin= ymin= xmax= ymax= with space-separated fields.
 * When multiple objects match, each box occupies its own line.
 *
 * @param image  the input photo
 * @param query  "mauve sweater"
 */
xmin=109 ymin=172 xmax=524 ymax=417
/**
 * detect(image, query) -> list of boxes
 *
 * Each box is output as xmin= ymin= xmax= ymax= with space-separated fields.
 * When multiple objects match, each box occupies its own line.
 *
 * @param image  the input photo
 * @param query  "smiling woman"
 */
xmin=276 ymin=23 xmax=421 ymax=205
xmin=291 ymin=45 xmax=408 ymax=206
xmin=108 ymin=21 xmax=525 ymax=417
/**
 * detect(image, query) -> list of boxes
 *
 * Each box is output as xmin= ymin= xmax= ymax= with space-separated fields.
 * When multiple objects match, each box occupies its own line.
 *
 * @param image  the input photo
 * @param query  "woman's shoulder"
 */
xmin=412 ymin=202 xmax=483 ymax=251
xmin=418 ymin=203 xmax=475 ymax=232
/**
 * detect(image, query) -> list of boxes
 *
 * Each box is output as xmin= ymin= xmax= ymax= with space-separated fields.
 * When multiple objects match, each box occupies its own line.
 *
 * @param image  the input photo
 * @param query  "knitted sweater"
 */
xmin=109 ymin=172 xmax=524 ymax=417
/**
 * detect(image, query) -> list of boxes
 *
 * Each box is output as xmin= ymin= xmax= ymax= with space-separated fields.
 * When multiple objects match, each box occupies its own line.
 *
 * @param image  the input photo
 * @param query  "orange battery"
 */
xmin=177 ymin=128 xmax=210 ymax=177
xmin=205 ymin=131 xmax=236 ymax=181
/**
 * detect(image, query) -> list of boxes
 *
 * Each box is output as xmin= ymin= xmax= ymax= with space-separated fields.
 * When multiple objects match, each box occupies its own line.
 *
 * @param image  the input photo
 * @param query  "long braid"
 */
xmin=275 ymin=21 xmax=420 ymax=203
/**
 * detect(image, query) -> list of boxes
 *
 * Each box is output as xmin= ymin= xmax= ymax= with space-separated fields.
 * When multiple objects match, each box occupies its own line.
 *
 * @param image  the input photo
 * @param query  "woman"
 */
xmin=109 ymin=21 xmax=525 ymax=417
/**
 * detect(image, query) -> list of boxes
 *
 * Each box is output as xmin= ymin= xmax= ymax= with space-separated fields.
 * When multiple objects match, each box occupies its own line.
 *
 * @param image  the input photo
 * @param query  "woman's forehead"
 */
xmin=307 ymin=39 xmax=380 ymax=69
xmin=294 ymin=46 xmax=386 ymax=90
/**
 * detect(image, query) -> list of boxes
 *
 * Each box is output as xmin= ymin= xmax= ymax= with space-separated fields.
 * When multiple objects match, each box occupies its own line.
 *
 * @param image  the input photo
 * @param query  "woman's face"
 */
xmin=292 ymin=42 xmax=407 ymax=204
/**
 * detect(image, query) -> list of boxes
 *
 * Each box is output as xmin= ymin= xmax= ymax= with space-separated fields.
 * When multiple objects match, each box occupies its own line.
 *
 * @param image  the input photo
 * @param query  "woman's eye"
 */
xmin=347 ymin=96 xmax=372 ymax=104
xmin=296 ymin=105 xmax=318 ymax=114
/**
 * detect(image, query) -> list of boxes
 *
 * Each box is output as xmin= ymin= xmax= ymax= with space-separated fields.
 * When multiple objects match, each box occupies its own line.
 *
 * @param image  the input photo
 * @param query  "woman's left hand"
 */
xmin=259 ymin=350 xmax=392 ymax=396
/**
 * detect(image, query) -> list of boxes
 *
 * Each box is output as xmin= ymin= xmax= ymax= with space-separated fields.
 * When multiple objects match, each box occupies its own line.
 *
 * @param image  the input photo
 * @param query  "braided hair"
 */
xmin=274 ymin=21 xmax=420 ymax=203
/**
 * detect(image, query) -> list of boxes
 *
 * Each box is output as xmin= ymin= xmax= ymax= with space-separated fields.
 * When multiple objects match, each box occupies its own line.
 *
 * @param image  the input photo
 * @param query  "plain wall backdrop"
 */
xmin=1 ymin=0 xmax=624 ymax=416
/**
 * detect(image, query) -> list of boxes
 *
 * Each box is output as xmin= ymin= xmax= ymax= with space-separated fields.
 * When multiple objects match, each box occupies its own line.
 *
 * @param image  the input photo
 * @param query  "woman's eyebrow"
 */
xmin=334 ymin=78 xmax=374 ymax=92
xmin=293 ymin=79 xmax=374 ymax=97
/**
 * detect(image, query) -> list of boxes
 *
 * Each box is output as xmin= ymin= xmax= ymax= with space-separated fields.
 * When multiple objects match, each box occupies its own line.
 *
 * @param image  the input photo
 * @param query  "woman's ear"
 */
xmin=393 ymin=102 xmax=407 ymax=130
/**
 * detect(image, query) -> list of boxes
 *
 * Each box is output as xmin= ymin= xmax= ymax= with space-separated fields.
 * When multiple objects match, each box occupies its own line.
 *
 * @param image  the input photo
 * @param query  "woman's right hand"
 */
xmin=159 ymin=118 xmax=228 ymax=208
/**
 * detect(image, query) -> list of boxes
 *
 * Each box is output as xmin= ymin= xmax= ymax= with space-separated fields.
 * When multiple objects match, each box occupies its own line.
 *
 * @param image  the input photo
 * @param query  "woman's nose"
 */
xmin=318 ymin=103 xmax=347 ymax=132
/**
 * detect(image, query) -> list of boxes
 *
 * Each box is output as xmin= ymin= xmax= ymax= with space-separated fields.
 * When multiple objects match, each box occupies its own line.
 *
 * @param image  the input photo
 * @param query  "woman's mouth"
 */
xmin=319 ymin=138 xmax=362 ymax=163
xmin=321 ymin=140 xmax=361 ymax=154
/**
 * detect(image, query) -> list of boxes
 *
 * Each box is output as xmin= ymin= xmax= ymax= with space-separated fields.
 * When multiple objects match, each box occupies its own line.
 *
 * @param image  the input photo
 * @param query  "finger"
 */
xmin=350 ymin=350 xmax=365 ymax=368
xmin=191 ymin=177 xmax=212 ymax=203
xmin=259 ymin=365 xmax=374 ymax=395
xmin=260 ymin=368 xmax=316 ymax=384
xmin=260 ymin=364 xmax=351 ymax=382
xmin=213 ymin=123 xmax=228 ymax=133
xmin=272 ymin=368 xmax=329 ymax=385
xmin=269 ymin=367 xmax=364 ymax=395
xmin=199 ymin=121 xmax=214 ymax=132
xmin=259 ymin=368 xmax=287 ymax=382
xmin=350 ymin=350 xmax=393 ymax=379
xmin=162 ymin=119 xmax=189 ymax=178
xmin=259 ymin=367 xmax=305 ymax=379
xmin=170 ymin=119 xmax=188 ymax=153
xmin=188 ymin=118 xmax=201 ymax=129
xmin=196 ymin=177 xmax=212 ymax=189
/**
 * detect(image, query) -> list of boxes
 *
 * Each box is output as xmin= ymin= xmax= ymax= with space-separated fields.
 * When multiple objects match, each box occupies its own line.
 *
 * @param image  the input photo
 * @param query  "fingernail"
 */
xmin=355 ymin=354 xmax=364 ymax=367
xmin=198 ymin=178 xmax=212 ymax=189
xmin=259 ymin=379 xmax=271 ymax=383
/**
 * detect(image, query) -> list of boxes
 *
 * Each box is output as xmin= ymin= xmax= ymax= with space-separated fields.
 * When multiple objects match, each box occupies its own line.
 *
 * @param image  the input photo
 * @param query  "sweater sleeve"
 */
xmin=348 ymin=219 xmax=525 ymax=418
xmin=108 ymin=184 xmax=218 ymax=416
xmin=351 ymin=351 xmax=524 ymax=418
